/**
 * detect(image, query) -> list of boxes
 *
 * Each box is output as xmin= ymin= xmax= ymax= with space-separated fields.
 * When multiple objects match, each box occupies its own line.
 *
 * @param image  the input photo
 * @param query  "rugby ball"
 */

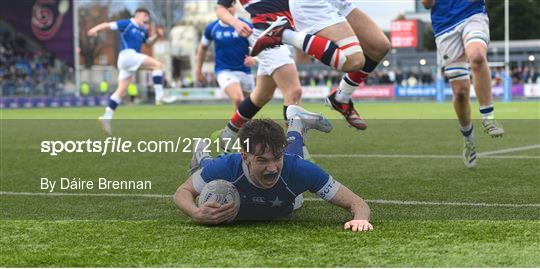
xmin=197 ymin=180 xmax=240 ymax=222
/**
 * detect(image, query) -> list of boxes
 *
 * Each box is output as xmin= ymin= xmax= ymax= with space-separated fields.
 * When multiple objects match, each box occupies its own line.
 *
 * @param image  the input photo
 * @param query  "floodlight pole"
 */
xmin=73 ymin=0 xmax=81 ymax=96
xmin=503 ymin=0 xmax=512 ymax=101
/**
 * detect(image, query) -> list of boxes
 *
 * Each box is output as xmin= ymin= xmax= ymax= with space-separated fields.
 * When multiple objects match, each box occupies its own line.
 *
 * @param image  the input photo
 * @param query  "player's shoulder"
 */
xmin=117 ymin=18 xmax=131 ymax=23
xmin=207 ymin=19 xmax=220 ymax=28
xmin=199 ymin=153 xmax=243 ymax=182
xmin=283 ymin=154 xmax=326 ymax=176
xmin=281 ymin=154 xmax=330 ymax=193
xmin=204 ymin=19 xmax=221 ymax=35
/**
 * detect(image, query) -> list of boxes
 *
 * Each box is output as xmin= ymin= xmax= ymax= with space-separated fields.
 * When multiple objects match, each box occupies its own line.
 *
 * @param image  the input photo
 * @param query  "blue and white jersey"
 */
xmin=110 ymin=19 xmax=149 ymax=53
xmin=201 ymin=19 xmax=252 ymax=74
xmin=192 ymin=153 xmax=341 ymax=220
xmin=430 ymin=0 xmax=487 ymax=37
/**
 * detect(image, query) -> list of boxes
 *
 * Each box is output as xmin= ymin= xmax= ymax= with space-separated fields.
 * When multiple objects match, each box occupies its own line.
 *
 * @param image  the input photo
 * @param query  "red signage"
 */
xmin=390 ymin=20 xmax=419 ymax=48
xmin=351 ymin=85 xmax=395 ymax=99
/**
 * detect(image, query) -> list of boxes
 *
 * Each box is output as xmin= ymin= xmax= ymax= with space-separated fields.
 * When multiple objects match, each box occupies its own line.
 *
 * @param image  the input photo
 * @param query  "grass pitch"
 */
xmin=1 ymin=101 xmax=539 ymax=267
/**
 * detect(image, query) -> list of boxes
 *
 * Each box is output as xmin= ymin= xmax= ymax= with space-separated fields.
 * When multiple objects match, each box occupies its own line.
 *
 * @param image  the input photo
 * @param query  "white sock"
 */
xmin=460 ymin=123 xmax=474 ymax=143
xmin=282 ymin=29 xmax=306 ymax=49
xmin=479 ymin=104 xmax=495 ymax=120
xmin=104 ymin=94 xmax=121 ymax=119
xmin=221 ymin=125 xmax=238 ymax=140
xmin=335 ymin=71 xmax=369 ymax=103
xmin=104 ymin=107 xmax=114 ymax=119
xmin=152 ymin=70 xmax=164 ymax=101
xmin=335 ymin=83 xmax=356 ymax=103
xmin=154 ymin=84 xmax=164 ymax=101
xmin=287 ymin=117 xmax=304 ymax=134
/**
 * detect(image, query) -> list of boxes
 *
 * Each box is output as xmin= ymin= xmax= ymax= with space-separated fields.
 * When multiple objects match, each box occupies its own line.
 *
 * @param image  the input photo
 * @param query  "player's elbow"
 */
xmin=173 ymin=186 xmax=185 ymax=207
xmin=173 ymin=183 xmax=193 ymax=207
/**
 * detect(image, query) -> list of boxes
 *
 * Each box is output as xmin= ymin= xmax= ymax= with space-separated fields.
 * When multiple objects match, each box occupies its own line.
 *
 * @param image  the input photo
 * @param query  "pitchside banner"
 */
xmin=0 ymin=0 xmax=74 ymax=66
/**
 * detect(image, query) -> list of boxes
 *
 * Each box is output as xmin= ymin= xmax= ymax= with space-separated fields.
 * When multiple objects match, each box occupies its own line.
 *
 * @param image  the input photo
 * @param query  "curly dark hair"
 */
xmin=237 ymin=119 xmax=287 ymax=157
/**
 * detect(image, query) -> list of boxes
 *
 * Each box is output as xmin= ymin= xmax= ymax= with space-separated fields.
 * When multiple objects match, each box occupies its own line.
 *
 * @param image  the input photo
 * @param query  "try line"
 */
xmin=1 ymin=191 xmax=538 ymax=208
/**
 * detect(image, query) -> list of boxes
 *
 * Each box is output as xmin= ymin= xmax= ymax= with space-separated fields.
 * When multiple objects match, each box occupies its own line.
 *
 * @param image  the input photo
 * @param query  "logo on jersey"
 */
xmin=252 ymin=196 xmax=266 ymax=204
xmin=269 ymin=196 xmax=283 ymax=207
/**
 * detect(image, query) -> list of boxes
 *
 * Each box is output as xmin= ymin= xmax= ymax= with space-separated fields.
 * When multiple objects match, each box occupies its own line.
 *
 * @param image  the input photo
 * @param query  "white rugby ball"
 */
xmin=197 ymin=180 xmax=240 ymax=222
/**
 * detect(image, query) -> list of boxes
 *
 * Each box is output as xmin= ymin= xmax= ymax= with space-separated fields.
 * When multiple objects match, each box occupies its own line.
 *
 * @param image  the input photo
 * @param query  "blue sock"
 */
xmin=108 ymin=98 xmax=119 ymax=110
xmin=200 ymin=157 xmax=213 ymax=169
xmin=285 ymin=131 xmax=304 ymax=158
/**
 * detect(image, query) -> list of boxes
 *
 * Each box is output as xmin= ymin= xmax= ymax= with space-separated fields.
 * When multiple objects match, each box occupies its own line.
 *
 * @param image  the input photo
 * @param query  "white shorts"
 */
xmin=290 ymin=0 xmax=350 ymax=34
xmin=216 ymin=70 xmax=255 ymax=92
xmin=435 ymin=13 xmax=491 ymax=67
xmin=117 ymin=49 xmax=147 ymax=80
xmin=251 ymin=29 xmax=295 ymax=76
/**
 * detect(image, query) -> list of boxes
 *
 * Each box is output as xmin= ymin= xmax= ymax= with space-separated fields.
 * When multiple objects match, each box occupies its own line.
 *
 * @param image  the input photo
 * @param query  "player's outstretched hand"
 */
xmin=195 ymin=71 xmax=208 ymax=86
xmin=195 ymin=201 xmax=236 ymax=225
xmin=232 ymin=20 xmax=252 ymax=37
xmin=244 ymin=56 xmax=257 ymax=67
xmin=344 ymin=220 xmax=373 ymax=232
xmin=87 ymin=29 xmax=98 ymax=37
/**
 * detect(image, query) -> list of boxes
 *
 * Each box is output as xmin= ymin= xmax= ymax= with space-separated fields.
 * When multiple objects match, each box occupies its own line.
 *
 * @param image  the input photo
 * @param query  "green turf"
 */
xmin=1 ymin=102 xmax=539 ymax=267
xmin=1 ymin=100 xmax=539 ymax=119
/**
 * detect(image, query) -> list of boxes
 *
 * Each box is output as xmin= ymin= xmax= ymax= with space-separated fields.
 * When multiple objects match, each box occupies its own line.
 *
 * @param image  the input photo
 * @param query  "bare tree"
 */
xmin=79 ymin=5 xmax=109 ymax=68
xmin=146 ymin=0 xmax=185 ymax=33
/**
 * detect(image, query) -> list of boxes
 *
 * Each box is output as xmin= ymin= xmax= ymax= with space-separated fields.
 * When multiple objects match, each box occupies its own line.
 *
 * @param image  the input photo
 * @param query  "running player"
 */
xmin=87 ymin=8 xmax=167 ymax=135
xmin=212 ymin=0 xmax=306 ymax=151
xmin=174 ymin=106 xmax=373 ymax=232
xmin=251 ymin=0 xmax=391 ymax=130
xmin=195 ymin=4 xmax=257 ymax=110
xmin=422 ymin=0 xmax=504 ymax=168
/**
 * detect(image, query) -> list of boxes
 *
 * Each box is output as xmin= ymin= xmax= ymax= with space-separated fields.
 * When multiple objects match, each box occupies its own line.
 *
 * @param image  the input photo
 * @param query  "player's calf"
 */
xmin=251 ymin=17 xmax=365 ymax=72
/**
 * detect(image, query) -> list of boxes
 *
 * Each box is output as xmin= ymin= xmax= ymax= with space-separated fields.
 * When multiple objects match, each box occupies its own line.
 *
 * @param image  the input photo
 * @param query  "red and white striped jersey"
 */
xmin=218 ymin=0 xmax=294 ymax=29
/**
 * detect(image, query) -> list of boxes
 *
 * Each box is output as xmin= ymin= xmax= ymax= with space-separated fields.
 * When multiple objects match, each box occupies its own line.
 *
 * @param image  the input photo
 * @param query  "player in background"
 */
xmin=212 ymin=0 xmax=308 ymax=154
xmin=422 ymin=0 xmax=504 ymax=168
xmin=88 ymin=8 xmax=167 ymax=135
xmin=251 ymin=0 xmax=391 ymax=130
xmin=174 ymin=107 xmax=373 ymax=232
xmin=195 ymin=4 xmax=257 ymax=111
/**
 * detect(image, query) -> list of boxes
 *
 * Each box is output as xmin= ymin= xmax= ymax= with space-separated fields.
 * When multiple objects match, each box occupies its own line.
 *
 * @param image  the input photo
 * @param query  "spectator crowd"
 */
xmin=1 ymin=30 xmax=71 ymax=97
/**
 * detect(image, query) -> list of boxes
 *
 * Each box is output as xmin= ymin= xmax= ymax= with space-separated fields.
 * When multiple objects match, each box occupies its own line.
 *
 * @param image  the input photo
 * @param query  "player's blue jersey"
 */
xmin=192 ymin=153 xmax=340 ymax=220
xmin=111 ymin=19 xmax=149 ymax=53
xmin=430 ymin=0 xmax=487 ymax=37
xmin=202 ymin=19 xmax=252 ymax=74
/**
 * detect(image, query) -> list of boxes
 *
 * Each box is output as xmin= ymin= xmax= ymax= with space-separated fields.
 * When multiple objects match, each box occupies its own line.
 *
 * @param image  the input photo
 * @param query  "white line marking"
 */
xmin=305 ymin=198 xmax=540 ymax=208
xmin=0 ymin=191 xmax=170 ymax=199
xmin=1 ymin=191 xmax=538 ymax=208
xmin=311 ymin=154 xmax=540 ymax=159
xmin=478 ymin=144 xmax=540 ymax=156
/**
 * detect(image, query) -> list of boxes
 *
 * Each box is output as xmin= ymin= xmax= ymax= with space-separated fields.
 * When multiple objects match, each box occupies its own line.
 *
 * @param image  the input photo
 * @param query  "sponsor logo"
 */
xmin=252 ymin=196 xmax=266 ymax=204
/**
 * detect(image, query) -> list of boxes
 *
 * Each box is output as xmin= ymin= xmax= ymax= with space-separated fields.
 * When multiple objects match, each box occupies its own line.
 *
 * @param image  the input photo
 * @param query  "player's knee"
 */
xmin=380 ymin=37 xmax=391 ymax=56
xmin=469 ymin=51 xmax=487 ymax=69
xmin=286 ymin=87 xmax=302 ymax=104
xmin=230 ymin=92 xmax=244 ymax=104
xmin=154 ymin=61 xmax=164 ymax=70
xmin=453 ymin=86 xmax=469 ymax=102
xmin=372 ymin=35 xmax=391 ymax=58
xmin=342 ymin=53 xmax=365 ymax=72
